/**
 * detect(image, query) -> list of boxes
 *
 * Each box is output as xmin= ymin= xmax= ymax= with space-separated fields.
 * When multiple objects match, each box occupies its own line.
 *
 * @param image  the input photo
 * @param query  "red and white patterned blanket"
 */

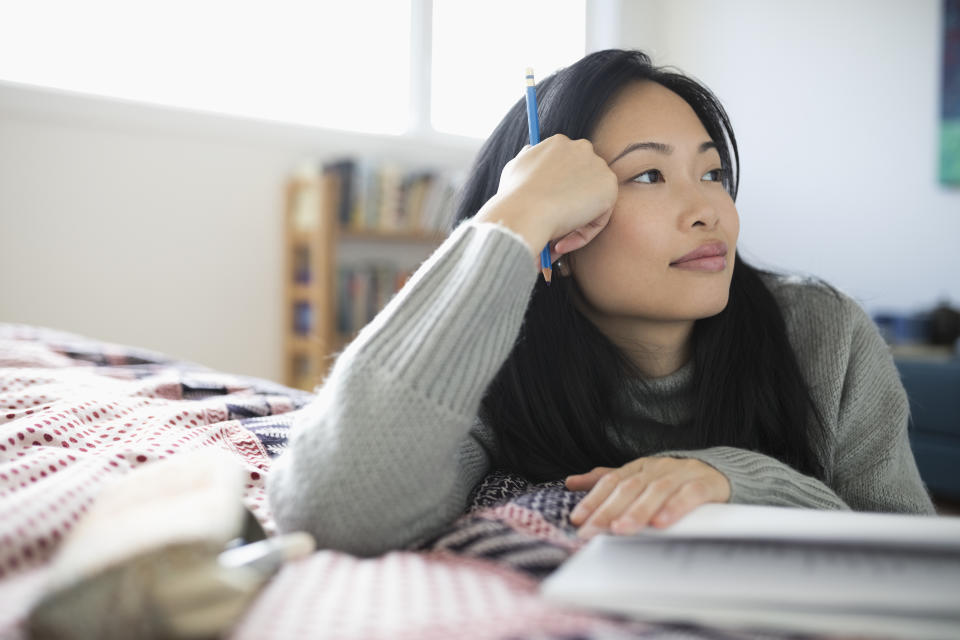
xmin=0 ymin=324 xmax=793 ymax=640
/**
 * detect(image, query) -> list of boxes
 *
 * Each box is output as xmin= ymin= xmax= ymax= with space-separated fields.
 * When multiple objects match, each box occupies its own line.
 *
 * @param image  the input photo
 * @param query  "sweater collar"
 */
xmin=614 ymin=356 xmax=696 ymax=426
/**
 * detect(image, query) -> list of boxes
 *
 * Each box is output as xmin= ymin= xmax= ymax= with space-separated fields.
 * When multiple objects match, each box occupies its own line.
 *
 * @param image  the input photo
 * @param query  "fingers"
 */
xmin=565 ymin=467 xmax=613 ymax=493
xmin=553 ymin=229 xmax=588 ymax=256
xmin=569 ymin=458 xmax=724 ymax=539
xmin=614 ymin=480 xmax=715 ymax=535
xmin=569 ymin=469 xmax=622 ymax=529
xmin=566 ymin=457 xmax=647 ymax=527
xmin=549 ymin=240 xmax=563 ymax=265
xmin=582 ymin=475 xmax=684 ymax=538
xmin=552 ymin=209 xmax=613 ymax=256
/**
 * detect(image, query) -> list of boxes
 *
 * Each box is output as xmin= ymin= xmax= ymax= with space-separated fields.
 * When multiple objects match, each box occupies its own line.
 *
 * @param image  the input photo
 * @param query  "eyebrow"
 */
xmin=608 ymin=140 xmax=718 ymax=165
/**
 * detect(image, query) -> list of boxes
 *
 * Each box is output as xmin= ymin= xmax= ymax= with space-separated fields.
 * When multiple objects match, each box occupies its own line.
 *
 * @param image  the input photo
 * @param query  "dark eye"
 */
xmin=703 ymin=168 xmax=727 ymax=182
xmin=630 ymin=169 xmax=663 ymax=184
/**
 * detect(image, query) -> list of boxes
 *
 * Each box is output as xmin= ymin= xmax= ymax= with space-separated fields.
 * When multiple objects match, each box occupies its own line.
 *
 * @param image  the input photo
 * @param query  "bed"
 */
xmin=0 ymin=323 xmax=812 ymax=640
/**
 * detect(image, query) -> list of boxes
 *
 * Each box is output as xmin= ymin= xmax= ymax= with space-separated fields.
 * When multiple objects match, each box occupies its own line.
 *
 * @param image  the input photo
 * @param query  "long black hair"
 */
xmin=453 ymin=49 xmax=833 ymax=482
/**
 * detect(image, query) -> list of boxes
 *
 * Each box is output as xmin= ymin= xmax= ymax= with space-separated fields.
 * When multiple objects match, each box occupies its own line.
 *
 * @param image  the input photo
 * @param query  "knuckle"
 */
xmin=626 ymin=503 xmax=656 ymax=523
xmin=684 ymin=480 xmax=708 ymax=497
xmin=647 ymin=477 xmax=672 ymax=494
xmin=604 ymin=170 xmax=618 ymax=190
xmin=665 ymin=496 xmax=691 ymax=514
xmin=591 ymin=502 xmax=614 ymax=519
xmin=622 ymin=475 xmax=646 ymax=492
xmin=596 ymin=473 xmax=619 ymax=490
xmin=590 ymin=514 xmax=612 ymax=528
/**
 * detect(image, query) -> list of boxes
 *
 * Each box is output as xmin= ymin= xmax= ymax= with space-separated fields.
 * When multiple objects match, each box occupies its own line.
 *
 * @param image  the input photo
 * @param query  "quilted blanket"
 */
xmin=0 ymin=324 xmax=800 ymax=640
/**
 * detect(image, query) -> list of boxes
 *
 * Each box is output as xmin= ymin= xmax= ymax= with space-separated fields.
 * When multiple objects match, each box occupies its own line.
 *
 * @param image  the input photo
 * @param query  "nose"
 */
xmin=676 ymin=185 xmax=720 ymax=230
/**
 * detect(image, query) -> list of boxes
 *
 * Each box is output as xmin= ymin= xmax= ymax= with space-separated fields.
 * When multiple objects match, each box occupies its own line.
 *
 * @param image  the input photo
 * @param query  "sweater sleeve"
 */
xmin=266 ymin=220 xmax=538 ymax=556
xmin=652 ymin=290 xmax=936 ymax=515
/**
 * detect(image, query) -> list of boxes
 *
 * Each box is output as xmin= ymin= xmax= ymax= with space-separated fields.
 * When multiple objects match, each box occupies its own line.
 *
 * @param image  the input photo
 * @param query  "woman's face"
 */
xmin=567 ymin=80 xmax=740 ymax=326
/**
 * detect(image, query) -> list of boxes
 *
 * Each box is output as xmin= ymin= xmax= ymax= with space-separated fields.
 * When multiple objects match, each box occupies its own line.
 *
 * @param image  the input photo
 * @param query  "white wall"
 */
xmin=2 ymin=0 xmax=956 ymax=383
xmin=0 ymin=81 xmax=478 ymax=382
xmin=608 ymin=0 xmax=959 ymax=311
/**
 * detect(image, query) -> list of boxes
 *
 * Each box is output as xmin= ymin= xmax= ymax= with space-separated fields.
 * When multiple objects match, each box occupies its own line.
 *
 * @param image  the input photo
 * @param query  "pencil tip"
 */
xmin=542 ymin=267 xmax=552 ymax=284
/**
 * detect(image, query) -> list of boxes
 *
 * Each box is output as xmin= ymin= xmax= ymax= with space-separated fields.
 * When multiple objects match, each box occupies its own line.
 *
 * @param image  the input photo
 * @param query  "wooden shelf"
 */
xmin=338 ymin=228 xmax=445 ymax=244
xmin=282 ymin=162 xmax=458 ymax=391
xmin=287 ymin=335 xmax=317 ymax=352
xmin=289 ymin=284 xmax=312 ymax=300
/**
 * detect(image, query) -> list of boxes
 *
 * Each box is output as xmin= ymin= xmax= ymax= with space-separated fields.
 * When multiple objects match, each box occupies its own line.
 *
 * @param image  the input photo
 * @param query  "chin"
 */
xmin=681 ymin=287 xmax=731 ymax=320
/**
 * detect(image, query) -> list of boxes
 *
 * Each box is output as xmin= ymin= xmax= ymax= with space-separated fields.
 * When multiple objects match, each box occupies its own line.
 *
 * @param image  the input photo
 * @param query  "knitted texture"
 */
xmin=239 ymin=469 xmax=796 ymax=640
xmin=1 ymin=329 xmax=799 ymax=640
xmin=267 ymin=221 xmax=935 ymax=557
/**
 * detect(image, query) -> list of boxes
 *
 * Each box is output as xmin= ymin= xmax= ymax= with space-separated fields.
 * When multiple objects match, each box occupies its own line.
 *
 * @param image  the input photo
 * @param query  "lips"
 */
xmin=670 ymin=241 xmax=728 ymax=265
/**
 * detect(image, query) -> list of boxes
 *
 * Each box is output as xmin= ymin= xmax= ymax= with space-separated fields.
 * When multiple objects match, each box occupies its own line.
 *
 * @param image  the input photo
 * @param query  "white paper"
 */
xmin=540 ymin=504 xmax=960 ymax=639
xmin=630 ymin=503 xmax=960 ymax=550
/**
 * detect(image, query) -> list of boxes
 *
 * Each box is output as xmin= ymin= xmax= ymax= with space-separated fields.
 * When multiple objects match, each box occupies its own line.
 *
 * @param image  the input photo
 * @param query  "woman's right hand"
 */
xmin=474 ymin=134 xmax=618 ymax=263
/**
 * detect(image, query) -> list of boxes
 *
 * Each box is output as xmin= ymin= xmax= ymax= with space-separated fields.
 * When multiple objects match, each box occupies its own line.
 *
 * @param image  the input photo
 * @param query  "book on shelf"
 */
xmin=291 ymin=177 xmax=323 ymax=233
xmin=336 ymin=264 xmax=413 ymax=334
xmin=320 ymin=157 xmax=463 ymax=235
xmin=285 ymin=156 xmax=459 ymax=391
xmin=292 ymin=302 xmax=312 ymax=336
xmin=540 ymin=503 xmax=960 ymax=640
xmin=293 ymin=246 xmax=310 ymax=284
xmin=290 ymin=264 xmax=413 ymax=340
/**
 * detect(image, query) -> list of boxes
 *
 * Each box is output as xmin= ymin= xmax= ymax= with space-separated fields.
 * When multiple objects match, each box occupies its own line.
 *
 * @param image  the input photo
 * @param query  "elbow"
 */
xmin=265 ymin=456 xmax=453 ymax=557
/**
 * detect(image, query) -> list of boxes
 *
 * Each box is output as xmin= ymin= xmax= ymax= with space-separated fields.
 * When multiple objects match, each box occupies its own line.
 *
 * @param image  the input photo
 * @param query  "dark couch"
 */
xmin=897 ymin=356 xmax=960 ymax=501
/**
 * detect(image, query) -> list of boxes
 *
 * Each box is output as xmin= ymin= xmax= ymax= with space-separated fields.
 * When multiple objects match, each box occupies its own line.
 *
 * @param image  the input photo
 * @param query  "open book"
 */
xmin=540 ymin=504 xmax=960 ymax=640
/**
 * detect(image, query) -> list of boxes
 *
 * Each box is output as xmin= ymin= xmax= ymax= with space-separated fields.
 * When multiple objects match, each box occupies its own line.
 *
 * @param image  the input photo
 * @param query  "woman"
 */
xmin=267 ymin=49 xmax=934 ymax=557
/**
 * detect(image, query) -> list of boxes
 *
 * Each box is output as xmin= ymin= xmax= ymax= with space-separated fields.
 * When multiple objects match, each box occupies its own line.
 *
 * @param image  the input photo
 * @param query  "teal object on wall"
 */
xmin=941 ymin=0 xmax=960 ymax=185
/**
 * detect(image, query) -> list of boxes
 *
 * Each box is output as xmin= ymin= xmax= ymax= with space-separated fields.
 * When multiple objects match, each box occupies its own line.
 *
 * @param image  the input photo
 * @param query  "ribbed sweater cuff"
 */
xmin=654 ymin=446 xmax=851 ymax=511
xmin=341 ymin=219 xmax=538 ymax=416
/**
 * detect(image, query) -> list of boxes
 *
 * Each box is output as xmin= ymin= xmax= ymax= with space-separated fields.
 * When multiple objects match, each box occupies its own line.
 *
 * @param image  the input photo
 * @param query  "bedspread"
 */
xmin=0 ymin=324 xmax=801 ymax=640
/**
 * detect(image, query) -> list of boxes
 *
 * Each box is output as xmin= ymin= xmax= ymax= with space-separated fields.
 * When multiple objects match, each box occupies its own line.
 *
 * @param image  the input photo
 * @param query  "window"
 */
xmin=0 ymin=0 xmax=586 ymax=139
xmin=430 ymin=0 xmax=586 ymax=139
xmin=0 ymin=0 xmax=411 ymax=135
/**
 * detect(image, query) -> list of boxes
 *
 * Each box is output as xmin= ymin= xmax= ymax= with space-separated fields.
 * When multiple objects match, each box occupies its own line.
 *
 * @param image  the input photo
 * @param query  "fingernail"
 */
xmin=571 ymin=505 xmax=588 ymax=521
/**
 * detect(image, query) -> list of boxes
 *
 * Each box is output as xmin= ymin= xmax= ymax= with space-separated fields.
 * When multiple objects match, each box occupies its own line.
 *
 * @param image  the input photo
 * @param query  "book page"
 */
xmin=541 ymin=536 xmax=960 ymax=639
xmin=632 ymin=503 xmax=960 ymax=550
xmin=563 ymin=537 xmax=960 ymax=610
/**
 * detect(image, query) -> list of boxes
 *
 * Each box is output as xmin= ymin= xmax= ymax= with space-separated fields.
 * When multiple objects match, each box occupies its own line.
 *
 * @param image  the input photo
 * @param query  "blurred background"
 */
xmin=0 ymin=0 xmax=958 ymax=383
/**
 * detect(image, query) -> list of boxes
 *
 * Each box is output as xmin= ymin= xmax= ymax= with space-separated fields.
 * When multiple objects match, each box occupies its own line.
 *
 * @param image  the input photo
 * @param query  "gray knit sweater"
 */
xmin=267 ymin=220 xmax=935 ymax=557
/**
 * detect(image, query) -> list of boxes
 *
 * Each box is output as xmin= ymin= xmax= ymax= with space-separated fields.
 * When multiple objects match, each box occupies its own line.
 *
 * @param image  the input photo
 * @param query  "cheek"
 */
xmin=573 ymin=213 xmax=659 ymax=277
xmin=568 ymin=210 xmax=667 ymax=307
xmin=722 ymin=200 xmax=740 ymax=238
xmin=575 ymin=195 xmax=665 ymax=266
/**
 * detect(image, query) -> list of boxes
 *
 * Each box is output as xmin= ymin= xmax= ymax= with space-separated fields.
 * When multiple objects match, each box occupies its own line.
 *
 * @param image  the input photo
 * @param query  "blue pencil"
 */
xmin=525 ymin=68 xmax=552 ymax=284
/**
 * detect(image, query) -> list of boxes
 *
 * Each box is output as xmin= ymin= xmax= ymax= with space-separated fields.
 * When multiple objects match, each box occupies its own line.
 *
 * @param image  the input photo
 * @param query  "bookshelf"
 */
xmin=283 ymin=158 xmax=462 ymax=391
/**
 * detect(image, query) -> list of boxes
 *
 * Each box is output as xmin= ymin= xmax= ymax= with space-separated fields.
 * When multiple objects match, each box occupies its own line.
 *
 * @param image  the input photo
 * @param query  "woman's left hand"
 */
xmin=565 ymin=457 xmax=732 ymax=539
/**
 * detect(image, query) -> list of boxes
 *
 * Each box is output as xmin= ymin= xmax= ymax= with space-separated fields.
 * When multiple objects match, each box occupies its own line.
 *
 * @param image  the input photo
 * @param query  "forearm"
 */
xmin=267 ymin=220 xmax=538 ymax=555
xmin=474 ymin=193 xmax=551 ymax=260
xmin=653 ymin=446 xmax=852 ymax=511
